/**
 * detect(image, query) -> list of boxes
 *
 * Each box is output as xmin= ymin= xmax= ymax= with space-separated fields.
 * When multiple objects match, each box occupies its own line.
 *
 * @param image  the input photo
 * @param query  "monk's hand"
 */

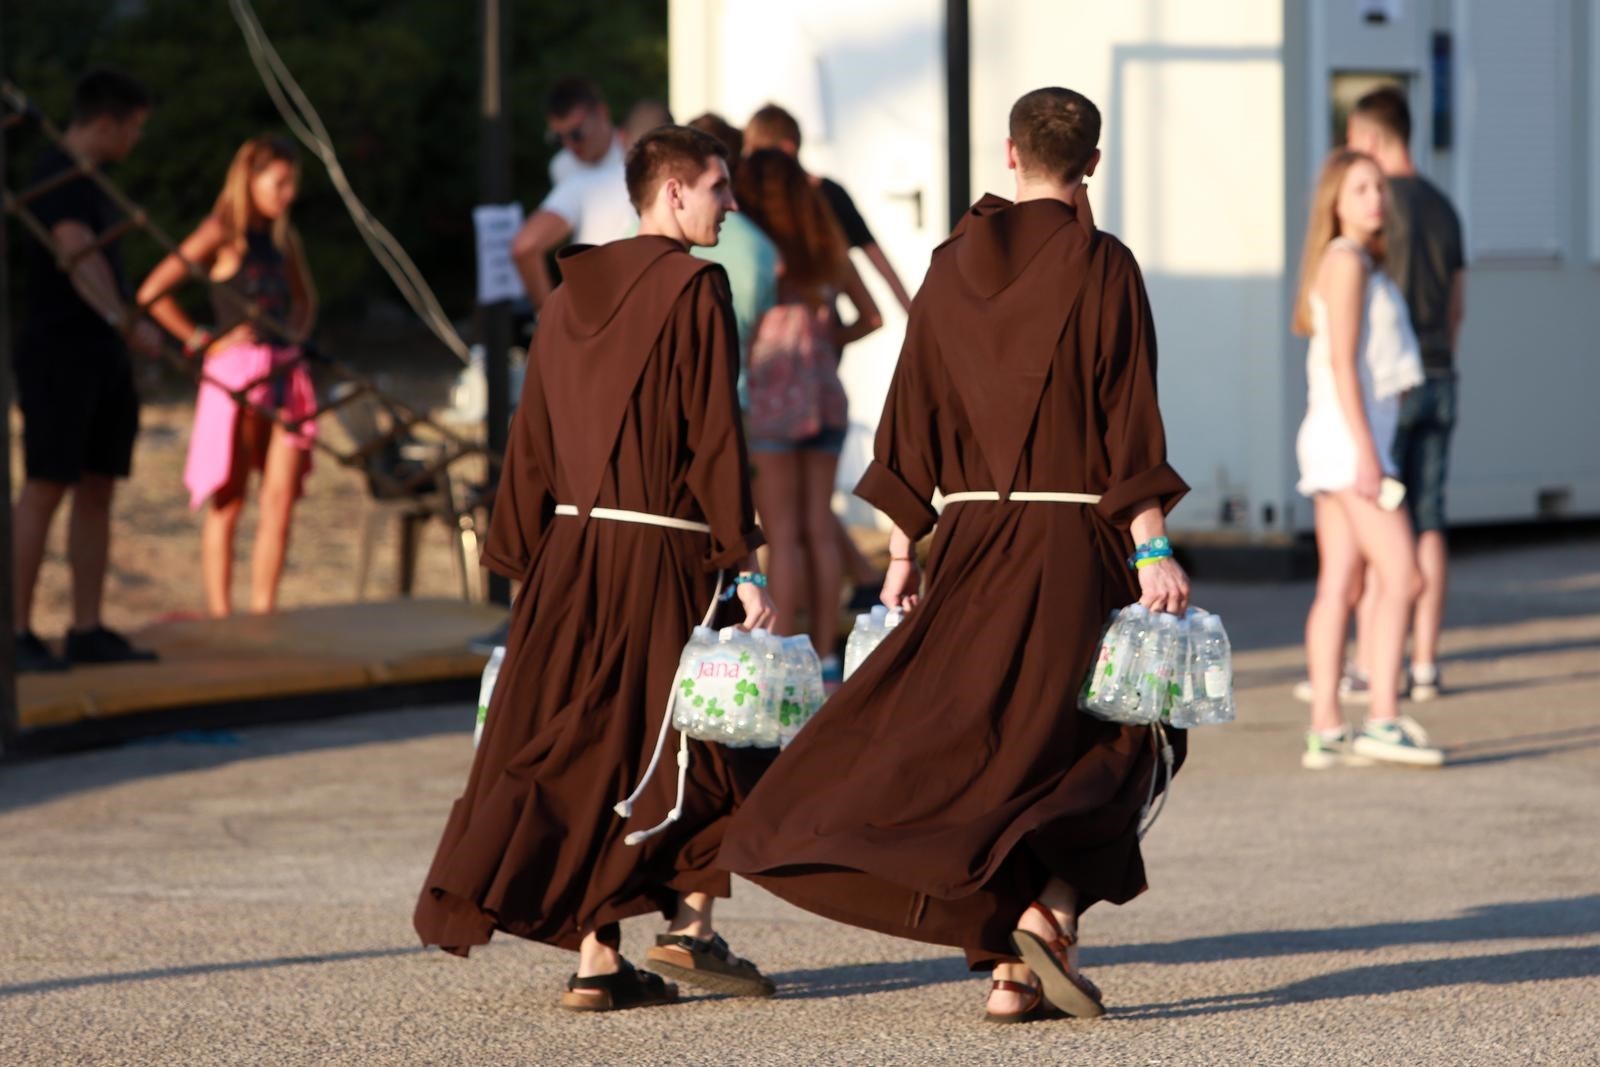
xmin=735 ymin=580 xmax=777 ymax=632
xmin=1138 ymin=557 xmax=1190 ymax=616
xmin=881 ymin=557 xmax=921 ymax=615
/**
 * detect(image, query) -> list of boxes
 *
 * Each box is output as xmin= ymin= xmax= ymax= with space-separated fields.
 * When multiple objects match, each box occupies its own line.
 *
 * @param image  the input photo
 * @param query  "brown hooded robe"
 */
xmin=414 ymin=236 xmax=766 ymax=955
xmin=719 ymin=194 xmax=1189 ymax=968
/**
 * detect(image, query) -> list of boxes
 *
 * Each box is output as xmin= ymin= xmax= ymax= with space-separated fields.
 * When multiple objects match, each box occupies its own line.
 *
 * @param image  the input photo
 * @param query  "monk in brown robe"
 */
xmin=414 ymin=126 xmax=780 ymax=1012
xmin=719 ymin=88 xmax=1192 ymax=1022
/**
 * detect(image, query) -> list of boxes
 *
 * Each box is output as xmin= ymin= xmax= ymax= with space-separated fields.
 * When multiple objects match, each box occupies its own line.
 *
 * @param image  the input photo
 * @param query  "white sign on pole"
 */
xmin=473 ymin=203 xmax=526 ymax=304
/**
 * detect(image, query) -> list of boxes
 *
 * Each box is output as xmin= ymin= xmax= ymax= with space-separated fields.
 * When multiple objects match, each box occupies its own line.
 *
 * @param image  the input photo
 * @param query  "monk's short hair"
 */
xmin=72 ymin=69 xmax=150 ymax=124
xmin=688 ymin=113 xmax=743 ymax=166
xmin=626 ymin=125 xmax=728 ymax=211
xmin=1351 ymin=85 xmax=1411 ymax=144
xmin=745 ymin=103 xmax=802 ymax=152
xmin=1009 ymin=87 xmax=1101 ymax=184
xmin=545 ymin=76 xmax=604 ymax=119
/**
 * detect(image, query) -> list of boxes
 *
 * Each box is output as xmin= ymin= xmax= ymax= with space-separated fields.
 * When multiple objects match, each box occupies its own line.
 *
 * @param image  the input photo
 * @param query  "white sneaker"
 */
xmin=1292 ymin=670 xmax=1357 ymax=704
xmin=1351 ymin=716 xmax=1445 ymax=767
xmin=1301 ymin=728 xmax=1375 ymax=770
xmin=1408 ymin=664 xmax=1442 ymax=702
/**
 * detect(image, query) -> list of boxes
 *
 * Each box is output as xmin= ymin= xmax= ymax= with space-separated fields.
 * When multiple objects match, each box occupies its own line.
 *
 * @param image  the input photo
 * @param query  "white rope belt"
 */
xmin=552 ymin=504 xmax=712 ymax=534
xmin=940 ymin=490 xmax=1102 ymax=508
xmin=552 ymin=503 xmax=722 ymax=847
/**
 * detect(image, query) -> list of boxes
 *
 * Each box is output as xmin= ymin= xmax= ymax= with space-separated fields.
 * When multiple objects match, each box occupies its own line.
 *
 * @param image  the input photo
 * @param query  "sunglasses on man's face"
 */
xmin=546 ymin=112 xmax=591 ymax=147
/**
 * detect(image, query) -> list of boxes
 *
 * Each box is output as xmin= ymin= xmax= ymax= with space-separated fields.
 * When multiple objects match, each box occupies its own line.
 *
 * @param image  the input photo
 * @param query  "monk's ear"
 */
xmin=1082 ymin=149 xmax=1101 ymax=179
xmin=1004 ymin=138 xmax=1019 ymax=173
xmin=661 ymin=176 xmax=683 ymax=210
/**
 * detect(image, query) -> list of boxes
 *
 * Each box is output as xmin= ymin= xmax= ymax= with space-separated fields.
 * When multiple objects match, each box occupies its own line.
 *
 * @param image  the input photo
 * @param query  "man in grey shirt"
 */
xmin=1348 ymin=86 xmax=1465 ymax=700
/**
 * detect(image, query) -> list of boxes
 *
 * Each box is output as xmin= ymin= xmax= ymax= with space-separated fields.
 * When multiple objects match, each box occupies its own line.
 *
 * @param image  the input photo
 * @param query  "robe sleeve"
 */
xmin=1091 ymin=244 xmax=1189 ymax=528
xmin=855 ymin=309 xmax=942 ymax=540
xmin=681 ymin=268 xmax=766 ymax=570
xmin=481 ymin=345 xmax=553 ymax=580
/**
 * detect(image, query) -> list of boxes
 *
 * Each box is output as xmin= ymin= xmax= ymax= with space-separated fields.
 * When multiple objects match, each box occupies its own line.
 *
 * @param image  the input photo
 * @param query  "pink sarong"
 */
xmin=184 ymin=343 xmax=318 ymax=510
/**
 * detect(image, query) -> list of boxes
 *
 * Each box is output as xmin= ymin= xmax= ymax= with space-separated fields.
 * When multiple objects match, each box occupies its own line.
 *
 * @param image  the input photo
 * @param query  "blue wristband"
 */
xmin=720 ymin=573 xmax=769 ymax=601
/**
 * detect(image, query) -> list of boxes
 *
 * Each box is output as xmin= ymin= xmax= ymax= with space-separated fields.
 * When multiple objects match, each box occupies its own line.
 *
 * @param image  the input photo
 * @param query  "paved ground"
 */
xmin=3 ymin=537 xmax=1599 ymax=1066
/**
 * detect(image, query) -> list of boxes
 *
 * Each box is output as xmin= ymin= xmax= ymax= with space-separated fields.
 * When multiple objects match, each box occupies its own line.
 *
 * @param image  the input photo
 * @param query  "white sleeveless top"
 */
xmin=1295 ymin=237 xmax=1422 ymax=496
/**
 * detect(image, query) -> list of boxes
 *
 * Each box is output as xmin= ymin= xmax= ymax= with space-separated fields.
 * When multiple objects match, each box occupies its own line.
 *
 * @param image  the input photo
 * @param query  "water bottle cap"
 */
xmin=751 ymin=627 xmax=770 ymax=638
xmin=1203 ymin=614 xmax=1225 ymax=631
xmin=856 ymin=614 xmax=872 ymax=627
xmin=692 ymin=625 xmax=716 ymax=639
xmin=870 ymin=605 xmax=888 ymax=620
xmin=885 ymin=609 xmax=903 ymax=628
xmin=1125 ymin=603 xmax=1149 ymax=617
xmin=718 ymin=626 xmax=739 ymax=642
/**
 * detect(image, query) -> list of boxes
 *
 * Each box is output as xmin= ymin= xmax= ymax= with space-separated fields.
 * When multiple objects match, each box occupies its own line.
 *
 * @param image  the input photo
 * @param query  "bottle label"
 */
xmin=1204 ymin=666 xmax=1230 ymax=699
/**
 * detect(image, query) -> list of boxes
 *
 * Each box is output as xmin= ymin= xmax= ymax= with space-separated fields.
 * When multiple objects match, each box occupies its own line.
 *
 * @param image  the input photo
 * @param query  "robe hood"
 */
xmin=929 ymin=188 xmax=1099 ymax=496
xmin=539 ymin=235 xmax=718 ymax=518
xmin=556 ymin=235 xmax=687 ymax=335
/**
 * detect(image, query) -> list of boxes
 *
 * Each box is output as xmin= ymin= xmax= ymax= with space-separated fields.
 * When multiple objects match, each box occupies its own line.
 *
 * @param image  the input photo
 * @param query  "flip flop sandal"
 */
xmin=1009 ymin=903 xmax=1106 ymax=1018
xmin=643 ymin=932 xmax=777 ymax=997
xmin=558 ymin=959 xmax=679 ymax=1012
xmin=983 ymin=978 xmax=1059 ymax=1024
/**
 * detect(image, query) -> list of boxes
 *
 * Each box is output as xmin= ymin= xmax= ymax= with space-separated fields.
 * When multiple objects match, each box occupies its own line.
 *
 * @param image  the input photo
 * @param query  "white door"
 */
xmin=672 ymin=0 xmax=948 ymax=524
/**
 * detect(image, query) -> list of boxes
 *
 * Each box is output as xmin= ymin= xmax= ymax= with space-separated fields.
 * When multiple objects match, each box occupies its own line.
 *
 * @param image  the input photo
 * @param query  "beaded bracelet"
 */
xmin=719 ymin=572 xmax=769 ymax=601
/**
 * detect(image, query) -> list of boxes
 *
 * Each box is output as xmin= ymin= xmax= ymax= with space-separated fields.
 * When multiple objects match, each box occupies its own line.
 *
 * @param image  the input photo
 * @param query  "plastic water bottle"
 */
xmin=843 ymin=613 xmax=874 ymax=680
xmin=1133 ymin=612 xmax=1180 ymax=724
xmin=1082 ymin=608 xmax=1125 ymax=714
xmin=842 ymin=606 xmax=903 ymax=681
xmin=473 ymin=645 xmax=505 ymax=748
xmin=744 ymin=628 xmax=784 ymax=748
xmin=1106 ymin=604 xmax=1154 ymax=721
xmin=1193 ymin=614 xmax=1236 ymax=725
xmin=777 ymin=635 xmax=825 ymax=748
xmin=670 ymin=626 xmax=720 ymax=739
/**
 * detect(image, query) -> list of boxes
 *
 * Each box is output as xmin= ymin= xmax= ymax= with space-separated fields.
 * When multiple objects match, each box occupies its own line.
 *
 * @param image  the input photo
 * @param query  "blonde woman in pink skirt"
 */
xmin=137 ymin=136 xmax=318 ymax=617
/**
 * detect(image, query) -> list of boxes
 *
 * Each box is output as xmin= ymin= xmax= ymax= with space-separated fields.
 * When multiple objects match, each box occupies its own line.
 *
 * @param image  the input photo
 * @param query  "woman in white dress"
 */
xmin=1292 ymin=150 xmax=1442 ymax=769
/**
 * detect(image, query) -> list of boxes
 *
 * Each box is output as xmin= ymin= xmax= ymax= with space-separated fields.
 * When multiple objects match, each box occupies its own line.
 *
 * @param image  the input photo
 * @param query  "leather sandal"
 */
xmin=643 ymin=932 xmax=776 ymax=997
xmin=1009 ymin=902 xmax=1106 ymax=1018
xmin=983 ymin=978 xmax=1057 ymax=1024
xmin=558 ymin=959 xmax=679 ymax=1012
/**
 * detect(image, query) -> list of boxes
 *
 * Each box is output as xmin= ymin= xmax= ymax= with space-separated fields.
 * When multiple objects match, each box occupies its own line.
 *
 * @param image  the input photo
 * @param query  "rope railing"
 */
xmin=1 ymin=80 xmax=496 ymax=513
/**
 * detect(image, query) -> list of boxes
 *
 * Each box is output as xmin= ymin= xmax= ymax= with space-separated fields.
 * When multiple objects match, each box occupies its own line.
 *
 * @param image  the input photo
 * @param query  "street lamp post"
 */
xmin=480 ymin=0 xmax=512 ymax=606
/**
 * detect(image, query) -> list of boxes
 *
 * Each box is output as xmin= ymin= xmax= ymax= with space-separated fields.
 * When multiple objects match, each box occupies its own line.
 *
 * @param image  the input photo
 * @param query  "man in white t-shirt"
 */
xmin=510 ymin=77 xmax=636 ymax=310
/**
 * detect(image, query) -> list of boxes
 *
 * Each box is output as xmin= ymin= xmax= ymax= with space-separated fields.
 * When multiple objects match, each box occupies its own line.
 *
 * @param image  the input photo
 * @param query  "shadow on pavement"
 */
xmin=769 ymin=956 xmax=971 ymax=1000
xmin=1442 ymin=725 xmax=1600 ymax=767
xmin=1085 ymin=896 xmax=1600 ymax=970
xmin=0 ymin=706 xmax=466 ymax=815
xmin=0 ymin=946 xmax=427 ymax=999
xmin=1113 ymin=946 xmax=1600 ymax=1020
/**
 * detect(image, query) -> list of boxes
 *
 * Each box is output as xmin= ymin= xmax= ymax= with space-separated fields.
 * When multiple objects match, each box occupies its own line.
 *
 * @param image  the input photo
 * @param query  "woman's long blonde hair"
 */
xmin=1291 ymin=148 xmax=1387 ymax=337
xmin=212 ymin=135 xmax=300 ymax=251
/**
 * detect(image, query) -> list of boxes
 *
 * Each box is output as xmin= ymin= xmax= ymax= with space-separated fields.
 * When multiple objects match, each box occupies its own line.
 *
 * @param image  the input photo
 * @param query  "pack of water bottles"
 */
xmin=670 ymin=627 xmax=826 ymax=748
xmin=473 ymin=645 xmax=506 ymax=749
xmin=842 ymin=604 xmax=903 ymax=681
xmin=1080 ymin=604 xmax=1235 ymax=727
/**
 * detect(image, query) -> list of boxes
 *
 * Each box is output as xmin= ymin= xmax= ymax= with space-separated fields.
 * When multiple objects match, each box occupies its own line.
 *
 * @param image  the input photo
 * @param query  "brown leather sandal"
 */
xmin=983 ymin=978 xmax=1057 ymax=1024
xmin=1009 ymin=902 xmax=1106 ymax=1018
xmin=643 ymin=932 xmax=776 ymax=997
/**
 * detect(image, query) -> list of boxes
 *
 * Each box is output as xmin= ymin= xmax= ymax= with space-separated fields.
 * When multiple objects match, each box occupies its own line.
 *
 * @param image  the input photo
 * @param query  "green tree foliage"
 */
xmin=5 ymin=0 xmax=667 ymax=337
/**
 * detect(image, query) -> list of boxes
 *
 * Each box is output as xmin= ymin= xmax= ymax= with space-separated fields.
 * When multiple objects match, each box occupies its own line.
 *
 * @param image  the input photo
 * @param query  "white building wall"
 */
xmin=972 ymin=1 xmax=1290 ymax=538
xmin=670 ymin=0 xmax=1600 ymax=537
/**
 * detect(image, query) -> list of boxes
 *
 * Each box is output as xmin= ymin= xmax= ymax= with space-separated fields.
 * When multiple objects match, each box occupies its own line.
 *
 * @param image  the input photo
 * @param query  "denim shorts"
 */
xmin=1392 ymin=376 xmax=1457 ymax=533
xmin=748 ymin=425 xmax=848 ymax=455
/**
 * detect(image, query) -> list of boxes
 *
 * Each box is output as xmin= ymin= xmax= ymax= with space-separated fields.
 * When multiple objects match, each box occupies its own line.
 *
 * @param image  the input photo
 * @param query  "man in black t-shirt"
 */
xmin=1347 ymin=86 xmax=1466 ymax=701
xmin=10 ymin=70 xmax=164 ymax=672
